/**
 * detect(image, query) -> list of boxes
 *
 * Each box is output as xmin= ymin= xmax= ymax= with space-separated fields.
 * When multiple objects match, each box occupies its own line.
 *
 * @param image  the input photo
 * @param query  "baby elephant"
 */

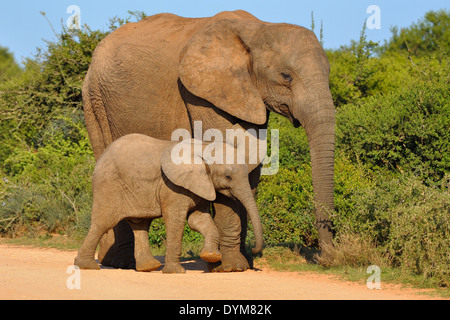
xmin=75 ymin=134 xmax=263 ymax=273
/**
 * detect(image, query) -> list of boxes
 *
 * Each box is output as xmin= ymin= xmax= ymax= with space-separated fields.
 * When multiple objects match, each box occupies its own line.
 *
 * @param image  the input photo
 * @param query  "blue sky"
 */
xmin=0 ymin=0 xmax=448 ymax=64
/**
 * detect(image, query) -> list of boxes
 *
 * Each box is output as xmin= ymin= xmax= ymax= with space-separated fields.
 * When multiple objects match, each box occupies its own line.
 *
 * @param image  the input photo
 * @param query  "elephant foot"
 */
xmin=162 ymin=262 xmax=186 ymax=274
xmin=136 ymin=257 xmax=162 ymax=272
xmin=208 ymin=250 xmax=249 ymax=272
xmin=101 ymin=255 xmax=135 ymax=269
xmin=99 ymin=242 xmax=136 ymax=269
xmin=200 ymin=248 xmax=222 ymax=263
xmin=74 ymin=256 xmax=100 ymax=270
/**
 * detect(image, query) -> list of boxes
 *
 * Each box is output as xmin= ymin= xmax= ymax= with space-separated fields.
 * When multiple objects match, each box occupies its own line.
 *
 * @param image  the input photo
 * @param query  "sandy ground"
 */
xmin=0 ymin=243 xmax=445 ymax=300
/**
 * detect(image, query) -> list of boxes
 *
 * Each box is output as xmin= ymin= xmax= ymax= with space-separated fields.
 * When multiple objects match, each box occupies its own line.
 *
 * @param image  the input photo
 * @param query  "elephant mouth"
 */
xmin=265 ymin=102 xmax=301 ymax=128
xmin=280 ymin=104 xmax=301 ymax=128
xmin=289 ymin=115 xmax=301 ymax=128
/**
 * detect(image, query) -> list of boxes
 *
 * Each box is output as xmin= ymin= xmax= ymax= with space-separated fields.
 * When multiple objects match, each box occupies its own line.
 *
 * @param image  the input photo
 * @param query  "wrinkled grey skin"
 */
xmin=74 ymin=135 xmax=263 ymax=273
xmin=83 ymin=10 xmax=335 ymax=272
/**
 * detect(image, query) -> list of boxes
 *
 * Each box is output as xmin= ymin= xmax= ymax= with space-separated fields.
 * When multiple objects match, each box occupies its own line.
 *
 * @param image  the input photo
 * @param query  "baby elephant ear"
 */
xmin=161 ymin=142 xmax=216 ymax=202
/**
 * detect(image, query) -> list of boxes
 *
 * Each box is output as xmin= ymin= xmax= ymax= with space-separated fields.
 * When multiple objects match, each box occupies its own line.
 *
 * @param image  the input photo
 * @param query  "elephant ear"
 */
xmin=161 ymin=141 xmax=216 ymax=202
xmin=179 ymin=19 xmax=267 ymax=125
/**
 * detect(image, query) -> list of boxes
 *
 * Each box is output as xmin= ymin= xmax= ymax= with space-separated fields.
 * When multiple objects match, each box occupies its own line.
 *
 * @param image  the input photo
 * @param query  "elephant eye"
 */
xmin=281 ymin=72 xmax=293 ymax=83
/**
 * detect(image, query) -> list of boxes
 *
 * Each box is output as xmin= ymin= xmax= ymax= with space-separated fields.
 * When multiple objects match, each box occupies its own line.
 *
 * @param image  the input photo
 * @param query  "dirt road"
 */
xmin=0 ymin=244 xmax=443 ymax=300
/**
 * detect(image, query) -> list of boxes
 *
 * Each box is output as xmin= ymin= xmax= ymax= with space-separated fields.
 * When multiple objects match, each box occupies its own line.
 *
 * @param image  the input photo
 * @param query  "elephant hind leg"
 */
xmin=74 ymin=224 xmax=103 ymax=270
xmin=98 ymin=221 xmax=136 ymax=269
xmin=127 ymin=218 xmax=162 ymax=272
xmin=75 ymin=205 xmax=123 ymax=270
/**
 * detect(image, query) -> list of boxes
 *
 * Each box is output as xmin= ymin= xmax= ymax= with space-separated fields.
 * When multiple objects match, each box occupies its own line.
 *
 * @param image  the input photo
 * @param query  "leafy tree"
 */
xmin=327 ymin=24 xmax=379 ymax=107
xmin=0 ymin=46 xmax=21 ymax=81
xmin=336 ymin=63 xmax=450 ymax=184
xmin=0 ymin=11 xmax=149 ymax=237
xmin=0 ymin=20 xmax=108 ymax=236
xmin=382 ymin=9 xmax=450 ymax=57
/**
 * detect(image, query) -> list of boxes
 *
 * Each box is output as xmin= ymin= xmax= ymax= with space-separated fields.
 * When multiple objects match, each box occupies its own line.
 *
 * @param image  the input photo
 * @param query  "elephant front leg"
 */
xmin=210 ymin=194 xmax=249 ymax=272
xmin=162 ymin=209 xmax=187 ymax=274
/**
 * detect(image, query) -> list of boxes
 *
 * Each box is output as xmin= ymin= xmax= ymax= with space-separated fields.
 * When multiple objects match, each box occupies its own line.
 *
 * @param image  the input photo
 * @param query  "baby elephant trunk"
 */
xmin=234 ymin=185 xmax=264 ymax=254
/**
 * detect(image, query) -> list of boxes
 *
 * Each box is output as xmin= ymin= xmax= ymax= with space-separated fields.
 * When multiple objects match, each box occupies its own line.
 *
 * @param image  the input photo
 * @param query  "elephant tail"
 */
xmin=83 ymin=69 xmax=113 ymax=161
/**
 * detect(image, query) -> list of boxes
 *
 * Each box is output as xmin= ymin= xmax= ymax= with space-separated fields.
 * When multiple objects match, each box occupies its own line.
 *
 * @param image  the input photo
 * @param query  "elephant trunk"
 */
xmin=294 ymin=95 xmax=335 ymax=247
xmin=233 ymin=183 xmax=264 ymax=254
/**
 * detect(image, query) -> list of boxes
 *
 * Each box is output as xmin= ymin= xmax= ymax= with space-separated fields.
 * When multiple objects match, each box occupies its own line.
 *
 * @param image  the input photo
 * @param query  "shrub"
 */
xmin=0 ymin=17 xmax=107 ymax=236
xmin=267 ymin=113 xmax=311 ymax=169
xmin=0 ymin=46 xmax=21 ymax=81
xmin=257 ymin=138 xmax=376 ymax=247
xmin=386 ymin=176 xmax=450 ymax=287
xmin=0 ymin=115 xmax=94 ymax=236
xmin=257 ymin=165 xmax=317 ymax=247
xmin=336 ymin=62 xmax=450 ymax=184
xmin=327 ymin=23 xmax=380 ymax=107
xmin=317 ymin=172 xmax=450 ymax=286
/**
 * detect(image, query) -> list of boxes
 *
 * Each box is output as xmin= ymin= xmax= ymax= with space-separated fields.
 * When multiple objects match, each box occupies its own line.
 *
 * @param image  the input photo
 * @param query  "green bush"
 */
xmin=257 ymin=165 xmax=316 ymax=247
xmin=385 ymin=176 xmax=450 ymax=287
xmin=336 ymin=65 xmax=450 ymax=183
xmin=267 ymin=113 xmax=311 ymax=168
xmin=0 ymin=115 xmax=94 ymax=236
xmin=345 ymin=174 xmax=450 ymax=286
xmin=0 ymin=46 xmax=21 ymax=81
xmin=0 ymin=17 xmax=107 ymax=236
xmin=327 ymin=24 xmax=379 ymax=107
xmin=257 ymin=137 xmax=376 ymax=247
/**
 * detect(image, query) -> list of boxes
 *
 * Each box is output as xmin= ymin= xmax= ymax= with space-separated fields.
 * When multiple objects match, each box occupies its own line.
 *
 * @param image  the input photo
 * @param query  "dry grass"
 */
xmin=315 ymin=234 xmax=389 ymax=268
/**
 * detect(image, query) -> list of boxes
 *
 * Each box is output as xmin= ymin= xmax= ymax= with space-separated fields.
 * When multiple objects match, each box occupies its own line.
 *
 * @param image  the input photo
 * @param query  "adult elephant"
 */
xmin=83 ymin=10 xmax=335 ymax=271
